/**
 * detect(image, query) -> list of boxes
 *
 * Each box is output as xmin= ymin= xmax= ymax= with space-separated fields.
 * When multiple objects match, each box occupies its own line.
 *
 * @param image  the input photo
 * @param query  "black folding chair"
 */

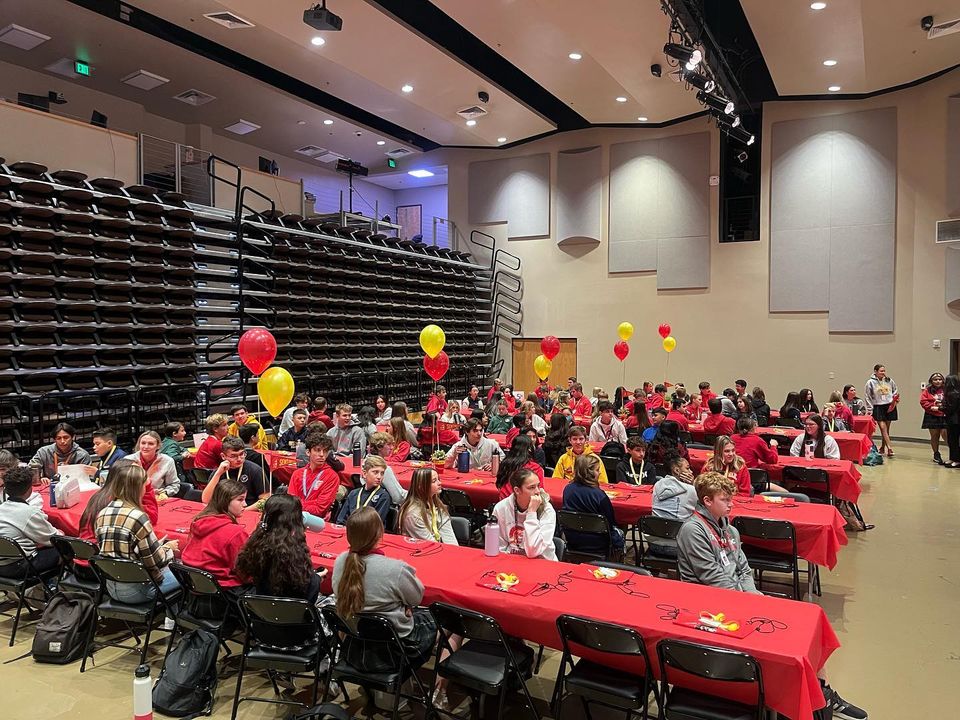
xmin=167 ymin=562 xmax=243 ymax=662
xmin=657 ymin=639 xmax=765 ymax=720
xmin=556 ymin=510 xmax=618 ymax=564
xmin=732 ymin=517 xmax=801 ymax=600
xmin=635 ymin=516 xmax=683 ymax=577
xmin=50 ymin=535 xmax=99 ymax=595
xmin=552 ymin=614 xmax=656 ymax=720
xmin=450 ymin=516 xmax=471 ymax=546
xmin=81 ymin=556 xmax=181 ymax=671
xmin=320 ymin=606 xmax=432 ymax=720
xmin=430 ymin=601 xmax=538 ymax=720
xmin=231 ymin=596 xmax=331 ymax=720
xmin=440 ymin=488 xmax=487 ymax=536
xmin=599 ymin=455 xmax=621 ymax=483
xmin=748 ymin=468 xmax=770 ymax=494
xmin=0 ymin=537 xmax=59 ymax=645
xmin=782 ymin=466 xmax=832 ymax=504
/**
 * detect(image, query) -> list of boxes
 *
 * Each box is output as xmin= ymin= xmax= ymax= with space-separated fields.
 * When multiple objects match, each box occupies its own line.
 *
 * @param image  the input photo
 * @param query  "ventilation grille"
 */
xmin=174 ymin=89 xmax=216 ymax=106
xmin=386 ymin=147 xmax=414 ymax=159
xmin=203 ymin=12 xmax=255 ymax=29
xmin=936 ymin=218 xmax=960 ymax=243
xmin=457 ymin=105 xmax=488 ymax=121
xmin=295 ymin=145 xmax=327 ymax=158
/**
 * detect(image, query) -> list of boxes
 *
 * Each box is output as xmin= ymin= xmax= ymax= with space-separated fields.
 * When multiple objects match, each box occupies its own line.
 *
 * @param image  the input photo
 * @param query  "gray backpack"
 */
xmin=152 ymin=628 xmax=218 ymax=718
xmin=31 ymin=590 xmax=96 ymax=664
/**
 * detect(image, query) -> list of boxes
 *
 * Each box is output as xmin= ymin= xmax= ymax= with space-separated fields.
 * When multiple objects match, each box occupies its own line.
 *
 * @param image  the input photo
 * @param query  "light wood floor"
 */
xmin=1 ymin=441 xmax=954 ymax=719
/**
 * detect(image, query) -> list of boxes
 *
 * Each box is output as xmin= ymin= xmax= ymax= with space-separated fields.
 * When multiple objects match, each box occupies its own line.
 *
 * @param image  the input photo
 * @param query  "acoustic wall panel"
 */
xmin=468 ymin=153 xmax=550 ymax=238
xmin=556 ymin=146 xmax=602 ymax=246
xmin=609 ymin=132 xmax=710 ymax=286
xmin=770 ymin=107 xmax=897 ymax=330
xmin=945 ymin=245 xmax=960 ymax=306
xmin=947 ymin=97 xmax=960 ymax=218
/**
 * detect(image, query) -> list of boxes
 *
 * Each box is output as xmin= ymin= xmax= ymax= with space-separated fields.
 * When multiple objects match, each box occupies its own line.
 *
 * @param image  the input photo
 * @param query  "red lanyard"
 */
xmin=694 ymin=511 xmax=730 ymax=549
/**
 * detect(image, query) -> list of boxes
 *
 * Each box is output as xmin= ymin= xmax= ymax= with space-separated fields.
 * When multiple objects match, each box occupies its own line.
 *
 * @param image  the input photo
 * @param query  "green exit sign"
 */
xmin=387 ymin=158 xmax=397 ymax=169
xmin=75 ymin=60 xmax=91 ymax=76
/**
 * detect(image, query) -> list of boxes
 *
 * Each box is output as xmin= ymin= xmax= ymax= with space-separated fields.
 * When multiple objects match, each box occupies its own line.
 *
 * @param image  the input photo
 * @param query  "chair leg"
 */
xmin=230 ymin=653 xmax=247 ymax=720
xmin=79 ymin=610 xmax=99 ymax=673
xmin=534 ymin=644 xmax=545 ymax=674
xmin=8 ymin=591 xmax=25 ymax=646
xmin=391 ymin=682 xmax=402 ymax=720
xmin=497 ymin=686 xmax=508 ymax=720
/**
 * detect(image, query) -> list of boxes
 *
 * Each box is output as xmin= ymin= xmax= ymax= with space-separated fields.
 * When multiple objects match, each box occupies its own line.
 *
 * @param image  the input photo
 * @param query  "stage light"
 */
xmin=697 ymin=90 xmax=734 ymax=115
xmin=682 ymin=69 xmax=715 ymax=93
xmin=728 ymin=125 xmax=755 ymax=146
xmin=664 ymin=43 xmax=702 ymax=67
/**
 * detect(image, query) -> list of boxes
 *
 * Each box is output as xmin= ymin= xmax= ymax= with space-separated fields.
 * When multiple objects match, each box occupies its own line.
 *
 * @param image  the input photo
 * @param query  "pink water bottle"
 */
xmin=133 ymin=664 xmax=152 ymax=720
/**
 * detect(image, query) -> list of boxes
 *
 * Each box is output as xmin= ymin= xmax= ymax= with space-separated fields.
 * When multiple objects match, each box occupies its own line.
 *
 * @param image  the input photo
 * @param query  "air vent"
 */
xmin=122 ymin=69 xmax=169 ymax=91
xmin=385 ymin=147 xmax=414 ymax=159
xmin=315 ymin=151 xmax=345 ymax=163
xmin=203 ymin=12 xmax=255 ymax=30
xmin=936 ymin=218 xmax=960 ymax=243
xmin=0 ymin=23 xmax=50 ymax=50
xmin=457 ymin=105 xmax=489 ymax=121
xmin=174 ymin=89 xmax=216 ymax=106
xmin=224 ymin=119 xmax=261 ymax=135
xmin=928 ymin=17 xmax=960 ymax=39
xmin=295 ymin=145 xmax=327 ymax=158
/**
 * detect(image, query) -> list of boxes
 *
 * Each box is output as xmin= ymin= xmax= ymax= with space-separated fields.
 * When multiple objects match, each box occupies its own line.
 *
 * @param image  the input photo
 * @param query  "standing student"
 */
xmin=920 ymin=373 xmax=947 ymax=464
xmin=398 ymin=468 xmax=457 ymax=544
xmin=29 ymin=422 xmax=92 ymax=483
xmin=337 ymin=455 xmax=392 ymax=526
xmin=445 ymin=419 xmax=503 ymax=472
xmin=704 ymin=436 xmax=751 ymax=496
xmin=194 ymin=414 xmax=229 ymax=470
xmin=798 ymin=389 xmax=818 ymax=413
xmin=226 ymin=405 xmax=268 ymax=451
xmin=289 ymin=433 xmax=342 ymax=529
xmin=942 ymin=374 xmax=960 ymax=468
xmin=87 ymin=427 xmax=127 ymax=483
xmin=126 ymin=431 xmax=180 ymax=498
xmin=552 ymin=426 xmax=609 ymax=483
xmin=201 ymin=435 xmax=267 ymax=507
xmin=0 ymin=468 xmax=61 ymax=580
xmin=373 ymin=395 xmax=393 ymax=425
xmin=495 ymin=435 xmax=544 ymax=500
xmin=561 ymin=454 xmax=624 ymax=556
xmin=492 ymin=468 xmax=557 ymax=560
xmin=279 ymin=393 xmax=311 ymax=435
xmin=588 ymin=401 xmax=628 ymax=444
xmin=616 ymin=437 xmax=657 ymax=485
xmin=789 ymin=415 xmax=840 ymax=460
xmin=864 ymin=364 xmax=899 ymax=457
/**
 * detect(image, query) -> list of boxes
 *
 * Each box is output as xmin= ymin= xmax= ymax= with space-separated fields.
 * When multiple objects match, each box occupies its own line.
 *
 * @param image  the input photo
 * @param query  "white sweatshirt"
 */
xmin=492 ymin=493 xmax=557 ymax=560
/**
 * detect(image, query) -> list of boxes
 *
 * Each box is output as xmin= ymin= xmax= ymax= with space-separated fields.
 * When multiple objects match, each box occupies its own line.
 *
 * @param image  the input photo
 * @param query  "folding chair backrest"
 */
xmin=732 ymin=516 xmax=795 ymax=542
xmin=557 ymin=614 xmax=646 ymax=657
xmin=658 ymin=639 xmax=761 ymax=684
xmin=557 ymin=510 xmax=609 ymax=536
xmin=782 ymin=466 xmax=828 ymax=486
xmin=51 ymin=535 xmax=98 ymax=568
xmin=241 ymin=595 xmax=318 ymax=649
xmin=90 ymin=555 xmax=153 ymax=584
xmin=440 ymin=488 xmax=474 ymax=514
xmin=169 ymin=562 xmax=223 ymax=596
xmin=747 ymin=468 xmax=769 ymax=490
xmin=449 ymin=516 xmax=470 ymax=545
xmin=0 ymin=536 xmax=26 ymax=561
xmin=599 ymin=455 xmax=620 ymax=482
xmin=639 ymin=516 xmax=683 ymax=541
xmin=430 ymin=602 xmax=503 ymax=644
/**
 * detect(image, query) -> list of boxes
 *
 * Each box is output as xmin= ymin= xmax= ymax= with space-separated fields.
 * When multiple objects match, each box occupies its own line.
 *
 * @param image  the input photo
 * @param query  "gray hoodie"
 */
xmin=652 ymin=475 xmax=698 ymax=521
xmin=676 ymin=503 xmax=759 ymax=594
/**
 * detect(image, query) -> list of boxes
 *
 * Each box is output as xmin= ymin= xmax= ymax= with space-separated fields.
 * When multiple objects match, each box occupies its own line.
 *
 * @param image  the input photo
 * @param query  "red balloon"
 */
xmin=238 ymin=328 xmax=277 ymax=375
xmin=423 ymin=351 xmax=450 ymax=381
xmin=540 ymin=335 xmax=560 ymax=361
xmin=614 ymin=341 xmax=630 ymax=361
xmin=658 ymin=324 xmax=671 ymax=339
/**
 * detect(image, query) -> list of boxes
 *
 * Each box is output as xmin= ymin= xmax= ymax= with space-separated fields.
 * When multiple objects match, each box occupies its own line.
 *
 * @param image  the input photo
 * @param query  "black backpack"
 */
xmin=152 ymin=628 xmax=219 ymax=718
xmin=31 ymin=590 xmax=96 ymax=664
xmin=599 ymin=440 xmax=626 ymax=459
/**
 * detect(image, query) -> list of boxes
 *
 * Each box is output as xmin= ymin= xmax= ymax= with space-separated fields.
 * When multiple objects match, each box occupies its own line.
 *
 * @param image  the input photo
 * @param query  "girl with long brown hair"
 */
xmin=79 ymin=461 xmax=159 ymax=543
xmin=705 ymin=436 xmax=751 ymax=496
xmin=387 ymin=416 xmax=412 ymax=462
xmin=180 ymin=478 xmax=251 ymax=592
xmin=398 ymin=468 xmax=457 ymax=544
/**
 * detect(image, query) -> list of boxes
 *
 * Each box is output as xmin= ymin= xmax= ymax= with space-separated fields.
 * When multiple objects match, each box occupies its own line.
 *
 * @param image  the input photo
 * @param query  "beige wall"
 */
xmin=440 ymin=67 xmax=960 ymax=440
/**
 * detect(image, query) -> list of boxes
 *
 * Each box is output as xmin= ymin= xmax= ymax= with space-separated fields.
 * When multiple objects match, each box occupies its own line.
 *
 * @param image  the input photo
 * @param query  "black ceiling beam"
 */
xmin=366 ymin=0 xmax=590 ymax=132
xmin=65 ymin=0 xmax=441 ymax=151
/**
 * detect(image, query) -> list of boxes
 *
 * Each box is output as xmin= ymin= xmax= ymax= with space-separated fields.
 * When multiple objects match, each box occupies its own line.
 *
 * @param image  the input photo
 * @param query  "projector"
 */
xmin=303 ymin=3 xmax=343 ymax=32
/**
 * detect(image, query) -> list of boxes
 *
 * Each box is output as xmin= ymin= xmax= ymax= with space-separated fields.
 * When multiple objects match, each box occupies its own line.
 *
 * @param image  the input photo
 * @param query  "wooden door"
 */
xmin=511 ymin=338 xmax=577 ymax=396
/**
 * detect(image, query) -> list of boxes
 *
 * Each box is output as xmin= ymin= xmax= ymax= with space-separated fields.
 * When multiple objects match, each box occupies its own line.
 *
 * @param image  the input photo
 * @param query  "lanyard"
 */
xmin=600 ymin=422 xmax=613 ymax=440
xmin=629 ymin=458 xmax=644 ymax=483
xmin=694 ymin=511 xmax=730 ymax=549
xmin=302 ymin=466 xmax=325 ymax=496
xmin=826 ymin=419 xmax=836 ymax=432
xmin=99 ymin=446 xmax=117 ymax=470
xmin=430 ymin=506 xmax=440 ymax=542
xmin=356 ymin=487 xmax=379 ymax=510
xmin=54 ymin=450 xmax=75 ymax=472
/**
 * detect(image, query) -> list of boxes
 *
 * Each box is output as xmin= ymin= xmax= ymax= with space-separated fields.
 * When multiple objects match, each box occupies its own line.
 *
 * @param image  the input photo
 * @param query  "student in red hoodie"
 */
xmin=702 ymin=397 xmax=736 ymax=436
xmin=730 ymin=418 xmax=788 ymax=492
xmin=648 ymin=384 xmax=667 ymax=411
xmin=425 ymin=385 xmax=447 ymax=414
xmin=665 ymin=398 xmax=690 ymax=432
xmin=180 ymin=477 xmax=251 ymax=600
xmin=703 ymin=436 xmax=752 ymax=496
xmin=698 ymin=381 xmax=716 ymax=409
xmin=289 ymin=433 xmax=342 ymax=530
xmin=920 ymin=372 xmax=947 ymax=464
xmin=307 ymin=396 xmax=333 ymax=429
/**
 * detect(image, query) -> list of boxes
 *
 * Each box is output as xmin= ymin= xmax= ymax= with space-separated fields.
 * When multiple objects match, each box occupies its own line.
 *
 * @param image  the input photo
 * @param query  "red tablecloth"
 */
xmin=769 ymin=411 xmax=876 ymax=438
xmin=45 ymin=490 xmax=836 ymax=720
xmin=688 ymin=424 xmax=871 ymax=464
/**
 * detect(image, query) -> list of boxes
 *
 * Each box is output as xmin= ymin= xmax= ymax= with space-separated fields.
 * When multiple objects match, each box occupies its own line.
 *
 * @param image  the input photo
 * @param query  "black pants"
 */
xmin=947 ymin=422 xmax=960 ymax=463
xmin=0 ymin=546 xmax=60 ymax=579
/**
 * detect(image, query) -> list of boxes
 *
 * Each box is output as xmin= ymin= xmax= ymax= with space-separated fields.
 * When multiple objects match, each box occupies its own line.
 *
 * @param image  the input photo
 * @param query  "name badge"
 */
xmin=719 ymin=549 xmax=730 ymax=567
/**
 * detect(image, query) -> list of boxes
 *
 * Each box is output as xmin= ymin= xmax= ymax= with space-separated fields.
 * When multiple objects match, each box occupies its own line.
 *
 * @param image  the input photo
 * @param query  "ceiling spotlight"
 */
xmin=310 ymin=36 xmax=325 ymax=46
xmin=465 ymin=119 xmax=477 ymax=127
xmin=376 ymin=140 xmax=385 ymax=145
xmin=682 ymin=69 xmax=716 ymax=93
xmin=828 ymin=85 xmax=841 ymax=92
xmin=810 ymin=2 xmax=826 ymax=9
xmin=497 ymin=137 xmax=507 ymax=143
xmin=568 ymin=52 xmax=582 ymax=60
xmin=664 ymin=43 xmax=702 ymax=68
xmin=728 ymin=125 xmax=755 ymax=146
xmin=616 ymin=96 xmax=628 ymax=103
xmin=823 ymin=59 xmax=837 ymax=66
xmin=297 ymin=120 xmax=307 ymax=125
xmin=697 ymin=90 xmax=734 ymax=115
xmin=637 ymin=117 xmax=648 ymax=122
xmin=323 ymin=119 xmax=334 ymax=125
xmin=401 ymin=84 xmax=413 ymax=93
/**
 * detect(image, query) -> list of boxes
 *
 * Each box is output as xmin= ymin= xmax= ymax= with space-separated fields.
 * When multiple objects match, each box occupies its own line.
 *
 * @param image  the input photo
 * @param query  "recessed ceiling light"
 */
xmin=408 ymin=169 xmax=434 ymax=178
xmin=401 ymin=84 xmax=413 ymax=93
xmin=497 ymin=137 xmax=507 ymax=143
xmin=0 ymin=23 xmax=51 ymax=51
xmin=616 ymin=96 xmax=628 ymax=103
xmin=568 ymin=52 xmax=582 ymax=60
xmin=465 ymin=119 xmax=477 ymax=127
xmin=810 ymin=2 xmax=826 ymax=9
xmin=828 ymin=85 xmax=841 ymax=92
xmin=323 ymin=119 xmax=334 ymax=125
xmin=823 ymin=59 xmax=837 ymax=66
xmin=637 ymin=116 xmax=648 ymax=122
xmin=376 ymin=140 xmax=386 ymax=145
xmin=297 ymin=120 xmax=307 ymax=125
xmin=311 ymin=36 xmax=325 ymax=46
xmin=223 ymin=119 xmax=261 ymax=135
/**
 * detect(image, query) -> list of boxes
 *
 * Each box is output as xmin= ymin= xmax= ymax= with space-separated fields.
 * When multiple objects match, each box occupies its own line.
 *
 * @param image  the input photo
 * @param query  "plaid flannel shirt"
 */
xmin=94 ymin=500 xmax=171 ymax=581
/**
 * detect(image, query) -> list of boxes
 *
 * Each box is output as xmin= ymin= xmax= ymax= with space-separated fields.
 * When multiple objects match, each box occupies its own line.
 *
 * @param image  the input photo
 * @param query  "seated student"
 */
xmin=643 ymin=407 xmax=668 ymax=443
xmin=841 ymin=385 xmax=868 ymax=416
xmin=735 ymin=396 xmax=757 ymax=424
xmin=684 ymin=393 xmax=703 ymax=421
xmin=677 ymin=472 xmax=868 ymax=720
xmin=333 ymin=508 xmax=438 ymax=674
xmin=79 ymin=463 xmax=159 ymax=545
xmin=29 ymin=422 xmax=92 ymax=483
xmin=390 ymin=402 xmax=419 ymax=444
xmin=388 ymin=416 xmax=413 ymax=462
xmin=365 ymin=432 xmax=408 ymax=504
xmin=542 ymin=414 xmax=570 ymax=468
xmin=646 ymin=420 xmax=689 ymax=466
xmin=194 ymin=414 xmax=229 ymax=470
xmin=278 ymin=408 xmax=310 ymax=451
xmin=568 ymin=383 xmax=593 ymax=418
xmin=703 ymin=397 xmax=736 ymax=436
xmin=704 ymin=436 xmax=752 ymax=496
xmin=227 ymin=405 xmax=267 ymax=451
xmin=821 ymin=403 xmax=848 ymax=432
xmin=648 ymin=384 xmax=668 ymax=411
xmin=616 ymin=437 xmax=658 ymax=485
xmin=492 ymin=468 xmax=557 ymax=560
xmin=308 ymin=396 xmax=333 ymax=428
xmin=519 ymin=400 xmax=548 ymax=435
xmin=87 ymin=427 xmax=127 ymax=483
xmin=201 ymin=435 xmax=266 ymax=508
xmin=461 ymin=386 xmax=484 ymax=414
xmin=425 ymin=385 xmax=448 ymax=414
xmin=0 ymin=450 xmax=23 ymax=504
xmin=399 ymin=468 xmax=457 ymax=544
xmin=798 ymin=388 xmax=818 ymax=413
xmin=502 ymin=384 xmax=518 ymax=415
xmin=495 ymin=435 xmax=544 ymax=500
xmin=95 ymin=464 xmax=180 ymax=607
xmin=0 ymin=468 xmax=61 ymax=580
xmin=504 ymin=414 xmax=526 ymax=448
xmin=552 ymin=426 xmax=609 ymax=483
xmin=624 ymin=399 xmax=652 ymax=432
xmin=534 ymin=379 xmax=554 ymax=410
xmin=622 ymin=387 xmax=643 ymax=414
xmin=355 ymin=405 xmax=378 ymax=439
xmin=589 ymin=400 xmax=628 ymax=444
xmin=665 ymin=398 xmax=690 ymax=432
xmin=828 ymin=391 xmax=856 ymax=428
xmin=671 ymin=383 xmax=689 ymax=404
xmin=373 ymin=394 xmax=393 ymax=425
xmin=521 ymin=426 xmax=548 ymax=468
xmin=279 ymin=393 xmax=311 ymax=436
xmin=779 ymin=391 xmax=803 ymax=421
xmin=127 ymin=430 xmax=180 ymax=498
xmin=750 ymin=387 xmax=772 ymax=426
xmin=417 ymin=412 xmax=439 ymax=454
xmin=289 ymin=433 xmax=342 ymax=530
xmin=562 ymin=454 xmax=624 ymax=557
xmin=445 ymin=418 xmax=503 ymax=472
xmin=720 ymin=389 xmax=739 ymax=418
xmin=790 ymin=414 xmax=841 ymax=459
xmin=239 ymin=422 xmax=293 ymax=486
xmin=235 ymin=494 xmax=321 ymax=604
xmin=487 ymin=378 xmax=505 ymax=404
xmin=697 ymin=381 xmax=716 ymax=409
xmin=653 ymin=453 xmax=697 ymax=521
xmin=337 ymin=455 xmax=392 ymax=526
xmin=731 ymin=416 xmax=779 ymax=468
xmin=327 ymin=403 xmax=368 ymax=456
xmin=485 ymin=401 xmax=513 ymax=435
xmin=437 ymin=401 xmax=465 ymax=446
xmin=180 ymin=478 xmax=252 ymax=598
xmin=160 ymin=422 xmax=190 ymax=481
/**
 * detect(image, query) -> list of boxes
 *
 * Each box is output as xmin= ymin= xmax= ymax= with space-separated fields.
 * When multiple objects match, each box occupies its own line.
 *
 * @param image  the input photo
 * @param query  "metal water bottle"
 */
xmin=456 ymin=449 xmax=470 ymax=473
xmin=484 ymin=519 xmax=499 ymax=557
xmin=133 ymin=664 xmax=152 ymax=720
xmin=352 ymin=441 xmax=362 ymax=467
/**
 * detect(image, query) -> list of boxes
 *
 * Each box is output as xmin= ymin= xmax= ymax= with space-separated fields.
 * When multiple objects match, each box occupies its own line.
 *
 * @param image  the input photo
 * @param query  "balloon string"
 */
xmin=665 ymin=351 xmax=671 ymax=385
xmin=256 ymin=384 xmax=271 ymax=495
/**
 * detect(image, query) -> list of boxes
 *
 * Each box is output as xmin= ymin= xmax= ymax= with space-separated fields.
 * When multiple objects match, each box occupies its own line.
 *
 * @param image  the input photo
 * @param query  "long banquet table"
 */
xmin=687 ymin=423 xmax=871 ymax=464
xmin=43 ymin=488 xmax=837 ymax=720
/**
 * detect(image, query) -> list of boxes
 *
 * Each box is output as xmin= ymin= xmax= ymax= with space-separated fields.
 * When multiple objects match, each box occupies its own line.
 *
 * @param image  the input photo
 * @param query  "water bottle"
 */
xmin=805 ymin=442 xmax=815 ymax=460
xmin=456 ymin=449 xmax=470 ymax=473
xmin=49 ymin=473 xmax=61 ymax=508
xmin=484 ymin=519 xmax=500 ymax=557
xmin=133 ymin=664 xmax=152 ymax=720
xmin=352 ymin=441 xmax=362 ymax=467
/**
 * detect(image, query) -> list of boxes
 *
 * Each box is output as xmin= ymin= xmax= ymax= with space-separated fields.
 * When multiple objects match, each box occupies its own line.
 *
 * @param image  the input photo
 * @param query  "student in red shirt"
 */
xmin=307 ymin=396 xmax=333 ymax=429
xmin=730 ymin=418 xmax=788 ymax=492
xmin=194 ymin=413 xmax=229 ymax=470
xmin=425 ymin=385 xmax=447 ymax=414
xmin=569 ymin=383 xmax=593 ymax=418
xmin=624 ymin=387 xmax=645 ymax=414
xmin=698 ymin=381 xmax=716 ymax=409
xmin=487 ymin=378 xmax=504 ymax=403
xmin=388 ymin=417 xmax=413 ymax=461
xmin=665 ymin=398 xmax=690 ymax=431
xmin=702 ymin=398 xmax=736 ymax=436
xmin=495 ymin=435 xmax=544 ymax=500
xmin=535 ymin=379 xmax=553 ymax=408
xmin=648 ymin=384 xmax=667 ymax=410
xmin=624 ymin=400 xmax=652 ymax=432
xmin=289 ymin=433 xmax=342 ymax=530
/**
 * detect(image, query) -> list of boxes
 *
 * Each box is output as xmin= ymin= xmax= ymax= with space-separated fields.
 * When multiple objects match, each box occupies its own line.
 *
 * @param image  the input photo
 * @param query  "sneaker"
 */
xmin=934 ymin=452 xmax=943 ymax=464
xmin=824 ymin=684 xmax=868 ymax=720
xmin=274 ymin=672 xmax=296 ymax=691
xmin=432 ymin=688 xmax=450 ymax=712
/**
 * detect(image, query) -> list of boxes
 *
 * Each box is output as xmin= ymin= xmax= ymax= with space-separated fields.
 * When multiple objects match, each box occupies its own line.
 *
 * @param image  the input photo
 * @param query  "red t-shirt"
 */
xmin=193 ymin=435 xmax=222 ymax=470
xmin=648 ymin=394 xmax=666 ymax=410
xmin=702 ymin=413 xmax=736 ymax=436
xmin=665 ymin=410 xmax=689 ymax=431
xmin=731 ymin=433 xmax=779 ymax=469
xmin=289 ymin=464 xmax=341 ymax=519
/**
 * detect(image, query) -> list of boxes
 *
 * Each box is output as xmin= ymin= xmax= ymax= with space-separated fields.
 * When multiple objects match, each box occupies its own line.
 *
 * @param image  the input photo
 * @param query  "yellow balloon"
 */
xmin=617 ymin=322 xmax=634 ymax=341
xmin=533 ymin=354 xmax=553 ymax=381
xmin=419 ymin=324 xmax=446 ymax=359
xmin=258 ymin=366 xmax=295 ymax=417
xmin=662 ymin=336 xmax=677 ymax=353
